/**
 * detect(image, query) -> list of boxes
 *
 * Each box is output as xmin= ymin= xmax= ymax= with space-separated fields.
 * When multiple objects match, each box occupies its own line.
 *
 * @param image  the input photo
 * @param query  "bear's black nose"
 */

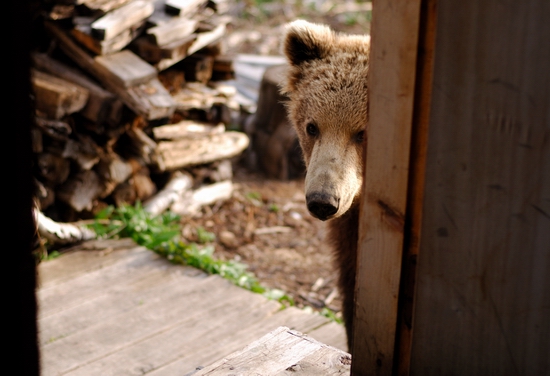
xmin=306 ymin=193 xmax=339 ymax=221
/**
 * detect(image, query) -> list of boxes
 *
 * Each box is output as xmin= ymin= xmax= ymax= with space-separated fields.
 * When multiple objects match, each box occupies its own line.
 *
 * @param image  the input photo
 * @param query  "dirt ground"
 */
xmin=172 ymin=1 xmax=372 ymax=317
xmin=181 ymin=162 xmax=342 ymax=315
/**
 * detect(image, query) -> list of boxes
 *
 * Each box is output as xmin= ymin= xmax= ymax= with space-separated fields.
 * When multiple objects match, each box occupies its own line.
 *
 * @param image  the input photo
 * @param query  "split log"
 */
xmin=31 ymin=69 xmax=89 ymax=119
xmin=77 ymin=0 xmax=133 ymax=14
xmin=32 ymin=53 xmax=123 ymax=124
xmin=180 ymin=53 xmax=214 ymax=83
xmin=96 ymin=152 xmax=134 ymax=197
xmin=143 ymin=170 xmax=193 ymax=216
xmin=155 ymin=130 xmax=249 ymax=171
xmin=125 ymin=126 xmax=163 ymax=167
xmin=155 ymin=21 xmax=227 ymax=71
xmin=151 ymin=119 xmax=224 ymax=140
xmin=94 ymin=49 xmax=158 ymax=88
xmin=36 ymin=153 xmax=71 ymax=186
xmin=35 ymin=179 xmax=55 ymax=210
xmin=90 ymin=0 xmax=154 ymax=41
xmin=72 ymin=20 xmax=146 ymax=55
xmin=34 ymin=117 xmax=72 ymax=140
xmin=35 ymin=208 xmax=97 ymax=246
xmin=250 ymin=64 xmax=304 ymax=180
xmin=62 ymin=135 xmax=102 ymax=170
xmin=146 ymin=18 xmax=198 ymax=46
xmin=164 ymin=0 xmax=209 ymax=17
xmin=170 ymin=179 xmax=233 ymax=216
xmin=57 ymin=170 xmax=103 ymax=212
xmin=45 ymin=21 xmax=176 ymax=120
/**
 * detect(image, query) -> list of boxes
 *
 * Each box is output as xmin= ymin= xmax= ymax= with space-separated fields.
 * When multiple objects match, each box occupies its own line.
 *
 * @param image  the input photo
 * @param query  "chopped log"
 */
xmin=130 ymin=168 xmax=157 ymax=201
xmin=146 ymin=18 xmax=198 ymax=46
xmin=125 ymin=126 xmax=165 ymax=168
xmin=32 ymin=53 xmax=122 ymax=124
xmin=124 ymin=78 xmax=176 ymax=120
xmin=180 ymin=53 xmax=214 ymax=83
xmin=71 ymin=20 xmax=146 ymax=55
xmin=77 ymin=0 xmax=133 ymax=14
xmin=31 ymin=128 xmax=43 ymax=153
xmin=151 ymin=120 xmax=224 ymax=140
xmin=94 ymin=50 xmax=158 ymax=88
xmin=45 ymin=22 xmax=176 ymax=120
xmin=143 ymin=170 xmax=193 ymax=216
xmin=189 ymin=159 xmax=233 ymax=184
xmin=164 ymin=0 xmax=208 ymax=17
xmin=155 ymin=130 xmax=249 ymax=171
xmin=96 ymin=152 xmax=134 ymax=197
xmin=155 ymin=21 xmax=227 ymax=71
xmin=34 ymin=208 xmax=97 ymax=246
xmin=36 ymin=153 xmax=71 ymax=185
xmin=251 ymin=64 xmax=304 ymax=180
xmin=111 ymin=181 xmax=136 ymax=206
xmin=31 ymin=69 xmax=89 ymax=119
xmin=34 ymin=117 xmax=72 ymax=140
xmin=35 ymin=179 xmax=56 ymax=210
xmin=171 ymin=81 xmax=234 ymax=111
xmin=62 ymin=135 xmax=102 ymax=170
xmin=90 ymin=0 xmax=154 ymax=41
xmin=170 ymin=179 xmax=233 ymax=216
xmin=57 ymin=170 xmax=103 ymax=212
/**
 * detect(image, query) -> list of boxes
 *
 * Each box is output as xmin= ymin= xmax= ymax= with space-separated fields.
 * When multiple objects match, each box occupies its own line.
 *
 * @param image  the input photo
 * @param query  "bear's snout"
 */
xmin=306 ymin=192 xmax=339 ymax=221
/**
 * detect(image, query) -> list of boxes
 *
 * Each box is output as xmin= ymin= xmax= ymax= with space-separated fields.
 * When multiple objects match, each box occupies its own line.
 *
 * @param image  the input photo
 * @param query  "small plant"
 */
xmin=196 ymin=226 xmax=216 ymax=243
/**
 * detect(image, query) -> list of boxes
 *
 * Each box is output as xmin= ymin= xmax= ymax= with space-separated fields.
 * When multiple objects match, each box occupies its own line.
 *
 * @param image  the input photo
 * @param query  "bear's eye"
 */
xmin=354 ymin=130 xmax=365 ymax=143
xmin=306 ymin=123 xmax=319 ymax=137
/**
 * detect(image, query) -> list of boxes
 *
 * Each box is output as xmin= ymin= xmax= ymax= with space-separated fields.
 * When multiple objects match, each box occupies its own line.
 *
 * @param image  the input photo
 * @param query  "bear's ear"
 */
xmin=282 ymin=20 xmax=334 ymax=66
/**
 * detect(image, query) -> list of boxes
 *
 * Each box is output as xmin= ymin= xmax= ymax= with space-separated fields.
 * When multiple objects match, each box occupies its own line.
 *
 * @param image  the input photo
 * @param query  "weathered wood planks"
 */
xmin=37 ymin=239 xmax=348 ymax=375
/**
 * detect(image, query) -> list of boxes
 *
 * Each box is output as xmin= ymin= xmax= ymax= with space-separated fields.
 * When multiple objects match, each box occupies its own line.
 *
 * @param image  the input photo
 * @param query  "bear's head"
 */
xmin=280 ymin=20 xmax=370 ymax=221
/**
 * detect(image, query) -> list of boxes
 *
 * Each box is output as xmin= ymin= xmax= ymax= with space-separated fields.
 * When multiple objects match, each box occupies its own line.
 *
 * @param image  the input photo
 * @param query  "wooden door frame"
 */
xmin=352 ymin=1 xmax=437 ymax=374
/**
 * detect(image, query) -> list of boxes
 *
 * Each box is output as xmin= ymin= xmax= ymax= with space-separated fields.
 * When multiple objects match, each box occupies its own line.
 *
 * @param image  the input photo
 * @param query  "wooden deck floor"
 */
xmin=37 ymin=238 xmax=347 ymax=375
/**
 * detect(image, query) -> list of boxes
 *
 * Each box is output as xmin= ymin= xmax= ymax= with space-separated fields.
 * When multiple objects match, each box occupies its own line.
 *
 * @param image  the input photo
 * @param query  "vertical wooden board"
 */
xmin=353 ymin=1 xmax=422 ymax=375
xmin=410 ymin=0 xmax=550 ymax=374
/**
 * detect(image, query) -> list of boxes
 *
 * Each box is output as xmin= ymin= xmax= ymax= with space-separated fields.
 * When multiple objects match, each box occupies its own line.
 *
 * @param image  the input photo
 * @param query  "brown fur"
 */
xmin=280 ymin=20 xmax=370 ymax=350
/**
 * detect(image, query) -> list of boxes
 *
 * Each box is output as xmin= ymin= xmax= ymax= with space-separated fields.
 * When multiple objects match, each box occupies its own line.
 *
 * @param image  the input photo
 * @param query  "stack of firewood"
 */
xmin=31 ymin=0 xmax=253 ymax=242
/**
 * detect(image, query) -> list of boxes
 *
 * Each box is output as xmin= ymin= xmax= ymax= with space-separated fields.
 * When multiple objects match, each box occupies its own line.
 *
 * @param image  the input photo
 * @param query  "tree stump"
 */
xmin=250 ymin=64 xmax=304 ymax=180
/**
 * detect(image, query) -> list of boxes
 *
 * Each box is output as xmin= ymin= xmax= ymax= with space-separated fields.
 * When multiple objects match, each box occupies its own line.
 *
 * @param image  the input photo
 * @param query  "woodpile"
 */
xmin=31 ymin=0 xmax=254 ymax=233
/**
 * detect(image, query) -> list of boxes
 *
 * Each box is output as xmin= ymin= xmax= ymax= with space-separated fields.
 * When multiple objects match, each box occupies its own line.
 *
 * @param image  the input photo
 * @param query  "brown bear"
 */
xmin=280 ymin=19 xmax=370 ymax=351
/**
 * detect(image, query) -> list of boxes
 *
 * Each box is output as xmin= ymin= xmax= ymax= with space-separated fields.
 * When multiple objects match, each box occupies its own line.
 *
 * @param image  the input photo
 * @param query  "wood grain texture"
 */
xmin=353 ymin=1 xmax=422 ymax=375
xmin=193 ymin=326 xmax=351 ymax=376
xmin=410 ymin=0 xmax=550 ymax=374
xmin=38 ymin=240 xmax=348 ymax=376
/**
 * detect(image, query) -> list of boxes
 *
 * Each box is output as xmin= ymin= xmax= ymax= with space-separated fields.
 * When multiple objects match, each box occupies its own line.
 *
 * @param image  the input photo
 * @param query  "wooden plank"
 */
xmin=353 ymin=1 xmax=422 ymax=375
xmin=94 ymin=49 xmax=157 ymax=88
xmin=149 ymin=307 xmax=336 ymax=376
xmin=37 ymin=238 xmax=138 ymax=287
xmin=90 ymin=0 xmax=154 ymax=41
xmin=40 ymin=275 xmax=235 ymax=374
xmin=409 ymin=0 xmax=550 ymax=374
xmin=394 ymin=0 xmax=437 ymax=374
xmin=192 ymin=326 xmax=351 ymax=376
xmin=59 ymin=289 xmax=280 ymax=375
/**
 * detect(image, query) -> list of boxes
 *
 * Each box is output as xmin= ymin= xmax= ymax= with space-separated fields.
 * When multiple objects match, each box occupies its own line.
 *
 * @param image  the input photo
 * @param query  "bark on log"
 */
xmin=143 ymin=170 xmax=193 ymax=216
xmin=35 ymin=209 xmax=96 ymax=246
